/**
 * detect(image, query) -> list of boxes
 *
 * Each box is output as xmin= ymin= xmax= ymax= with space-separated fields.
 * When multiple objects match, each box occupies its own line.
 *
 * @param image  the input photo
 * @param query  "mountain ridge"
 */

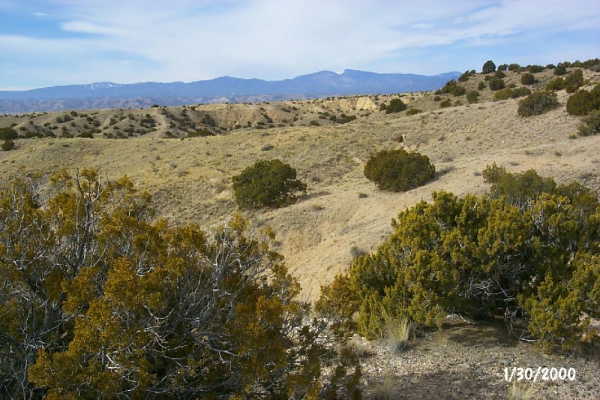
xmin=0 ymin=69 xmax=460 ymax=113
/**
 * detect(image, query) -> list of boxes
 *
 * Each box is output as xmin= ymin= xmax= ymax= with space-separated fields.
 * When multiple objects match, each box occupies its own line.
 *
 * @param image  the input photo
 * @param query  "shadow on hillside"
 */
xmin=370 ymin=369 xmax=505 ymax=400
xmin=443 ymin=322 xmax=519 ymax=348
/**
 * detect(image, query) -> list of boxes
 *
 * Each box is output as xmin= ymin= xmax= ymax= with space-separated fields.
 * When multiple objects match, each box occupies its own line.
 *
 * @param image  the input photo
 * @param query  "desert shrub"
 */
xmin=433 ymin=95 xmax=441 ymax=101
xmin=497 ymin=64 xmax=508 ymax=71
xmin=482 ymin=60 xmax=496 ymax=74
xmin=511 ymin=87 xmax=531 ymax=98
xmin=232 ymin=159 xmax=307 ymax=209
xmin=554 ymin=64 xmax=568 ymax=75
xmin=566 ymin=90 xmax=596 ymax=116
xmin=494 ymin=88 xmax=513 ymax=101
xmin=478 ymin=81 xmax=486 ymax=90
xmin=1 ymin=171 xmax=360 ymax=399
xmin=466 ymin=90 xmax=480 ymax=103
xmin=495 ymin=71 xmax=506 ymax=79
xmin=546 ymin=77 xmax=565 ymax=91
xmin=0 ymin=127 xmax=17 ymax=140
xmin=508 ymin=63 xmax=521 ymax=71
xmin=363 ymin=149 xmax=435 ymax=192
xmin=517 ymin=91 xmax=559 ymax=117
xmin=385 ymin=98 xmax=407 ymax=113
xmin=578 ymin=110 xmax=600 ymax=136
xmin=317 ymin=166 xmax=600 ymax=352
xmin=438 ymin=80 xmax=465 ymax=96
xmin=521 ymin=73 xmax=535 ymax=85
xmin=406 ymin=108 xmax=422 ymax=116
xmin=546 ymin=64 xmax=555 ymax=69
xmin=489 ymin=78 xmax=505 ymax=91
xmin=458 ymin=71 xmax=472 ymax=82
xmin=309 ymin=120 xmax=320 ymax=126
xmin=440 ymin=99 xmax=452 ymax=108
xmin=1 ymin=139 xmax=15 ymax=151
xmin=565 ymin=70 xmax=584 ymax=93
xmin=527 ymin=65 xmax=544 ymax=73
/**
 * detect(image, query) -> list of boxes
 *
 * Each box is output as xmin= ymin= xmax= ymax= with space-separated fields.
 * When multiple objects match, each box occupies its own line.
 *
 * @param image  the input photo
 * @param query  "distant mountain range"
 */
xmin=0 ymin=69 xmax=460 ymax=113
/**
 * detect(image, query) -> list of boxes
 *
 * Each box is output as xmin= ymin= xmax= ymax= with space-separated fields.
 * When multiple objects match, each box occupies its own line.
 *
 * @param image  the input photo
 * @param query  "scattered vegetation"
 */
xmin=467 ymin=90 xmax=480 ymax=103
xmin=363 ymin=149 xmax=435 ymax=192
xmin=520 ymin=73 xmax=535 ymax=85
xmin=566 ymin=85 xmax=600 ymax=116
xmin=384 ymin=98 xmax=407 ymax=113
xmin=578 ymin=110 xmax=600 ymax=136
xmin=1 ymin=139 xmax=15 ymax=151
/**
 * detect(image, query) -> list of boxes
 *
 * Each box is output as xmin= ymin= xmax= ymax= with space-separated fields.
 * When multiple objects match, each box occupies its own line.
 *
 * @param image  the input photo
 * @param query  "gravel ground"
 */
xmin=354 ymin=321 xmax=600 ymax=399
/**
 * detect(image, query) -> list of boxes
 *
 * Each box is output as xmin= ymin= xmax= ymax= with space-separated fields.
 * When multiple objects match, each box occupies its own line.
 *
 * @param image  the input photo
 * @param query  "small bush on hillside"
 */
xmin=364 ymin=149 xmax=435 ymax=192
xmin=511 ymin=87 xmax=531 ymax=98
xmin=406 ymin=108 xmax=422 ymax=116
xmin=517 ymin=91 xmax=559 ymax=117
xmin=232 ymin=159 xmax=306 ymax=209
xmin=452 ymin=85 xmax=466 ymax=96
xmin=498 ymin=64 xmax=508 ymax=71
xmin=489 ymin=78 xmax=505 ymax=91
xmin=495 ymin=71 xmax=506 ymax=79
xmin=527 ymin=65 xmax=544 ymax=73
xmin=482 ymin=60 xmax=496 ymax=74
xmin=440 ymin=99 xmax=452 ymax=108
xmin=0 ymin=127 xmax=17 ymax=140
xmin=317 ymin=166 xmax=600 ymax=352
xmin=458 ymin=70 xmax=474 ymax=82
xmin=478 ymin=81 xmax=486 ymax=90
xmin=566 ymin=90 xmax=596 ymax=116
xmin=2 ymin=139 xmax=15 ymax=151
xmin=578 ymin=110 xmax=600 ymax=136
xmin=508 ymin=63 xmax=521 ymax=71
xmin=554 ymin=64 xmax=568 ymax=75
xmin=467 ymin=90 xmax=480 ymax=103
xmin=494 ymin=88 xmax=514 ymax=101
xmin=385 ymin=98 xmax=407 ymax=113
xmin=439 ymin=80 xmax=466 ymax=96
xmin=565 ymin=70 xmax=584 ymax=93
xmin=521 ymin=73 xmax=536 ymax=85
xmin=546 ymin=77 xmax=565 ymax=91
xmin=433 ymin=95 xmax=441 ymax=101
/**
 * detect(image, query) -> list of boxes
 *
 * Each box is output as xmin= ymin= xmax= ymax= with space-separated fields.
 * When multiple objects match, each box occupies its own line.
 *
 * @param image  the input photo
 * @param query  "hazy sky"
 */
xmin=1 ymin=0 xmax=599 ymax=90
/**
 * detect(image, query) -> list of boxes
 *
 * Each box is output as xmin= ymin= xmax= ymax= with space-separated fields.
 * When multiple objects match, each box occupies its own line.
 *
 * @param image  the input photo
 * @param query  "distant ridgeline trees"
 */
xmin=0 ymin=170 xmax=362 ymax=399
xmin=317 ymin=165 xmax=600 ymax=353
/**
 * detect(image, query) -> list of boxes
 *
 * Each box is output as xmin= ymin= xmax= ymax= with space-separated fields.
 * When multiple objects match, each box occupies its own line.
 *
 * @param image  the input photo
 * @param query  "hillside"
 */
xmin=2 ymin=64 xmax=600 ymax=399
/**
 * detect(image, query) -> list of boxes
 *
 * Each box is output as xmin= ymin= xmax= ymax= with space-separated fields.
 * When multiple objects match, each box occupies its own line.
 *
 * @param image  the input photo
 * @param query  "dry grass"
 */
xmin=507 ymin=381 xmax=537 ymax=400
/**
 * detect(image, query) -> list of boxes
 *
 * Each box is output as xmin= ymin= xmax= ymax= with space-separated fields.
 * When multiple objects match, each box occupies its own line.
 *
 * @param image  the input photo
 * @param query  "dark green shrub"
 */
xmin=318 ymin=166 xmax=600 ymax=352
xmin=546 ymin=64 xmax=555 ymax=69
xmin=494 ymin=88 xmax=513 ymax=100
xmin=0 ymin=127 xmax=17 ymax=141
xmin=458 ymin=71 xmax=472 ymax=82
xmin=1 ymin=139 xmax=15 ymax=151
xmin=452 ymin=85 xmax=466 ymax=96
xmin=433 ymin=95 xmax=441 ymax=101
xmin=578 ymin=110 xmax=600 ymax=136
xmin=554 ymin=64 xmax=568 ymax=75
xmin=565 ymin=70 xmax=584 ymax=93
xmin=527 ymin=65 xmax=544 ymax=73
xmin=232 ymin=159 xmax=307 ymax=209
xmin=495 ymin=71 xmax=506 ymax=79
xmin=440 ymin=99 xmax=452 ymax=108
xmin=546 ymin=77 xmax=565 ymax=91
xmin=478 ymin=81 xmax=486 ymax=90
xmin=508 ymin=63 xmax=521 ymax=71
xmin=511 ymin=87 xmax=531 ymax=98
xmin=497 ymin=64 xmax=508 ymax=71
xmin=482 ymin=60 xmax=496 ymax=74
xmin=566 ymin=90 xmax=595 ymax=116
xmin=521 ymin=73 xmax=535 ymax=85
xmin=406 ymin=108 xmax=422 ymax=116
xmin=364 ymin=149 xmax=435 ymax=192
xmin=385 ymin=98 xmax=407 ymax=113
xmin=518 ymin=91 xmax=559 ymax=116
xmin=466 ymin=90 xmax=480 ymax=103
xmin=488 ymin=78 xmax=505 ymax=91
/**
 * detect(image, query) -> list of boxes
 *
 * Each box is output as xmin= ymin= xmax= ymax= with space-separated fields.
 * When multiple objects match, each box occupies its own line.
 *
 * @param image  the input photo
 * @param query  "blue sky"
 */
xmin=1 ymin=0 xmax=599 ymax=90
